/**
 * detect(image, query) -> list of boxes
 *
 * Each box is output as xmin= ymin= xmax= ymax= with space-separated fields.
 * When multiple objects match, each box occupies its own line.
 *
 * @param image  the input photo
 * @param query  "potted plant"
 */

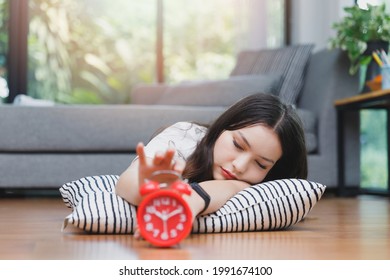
xmin=329 ymin=3 xmax=390 ymax=75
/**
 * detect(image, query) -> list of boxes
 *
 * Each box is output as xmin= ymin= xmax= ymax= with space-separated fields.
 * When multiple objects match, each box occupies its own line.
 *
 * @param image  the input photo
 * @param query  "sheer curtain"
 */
xmin=233 ymin=0 xmax=285 ymax=53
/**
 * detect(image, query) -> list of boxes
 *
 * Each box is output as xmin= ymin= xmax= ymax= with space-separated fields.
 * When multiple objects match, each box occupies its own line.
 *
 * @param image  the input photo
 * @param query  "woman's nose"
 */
xmin=232 ymin=154 xmax=250 ymax=174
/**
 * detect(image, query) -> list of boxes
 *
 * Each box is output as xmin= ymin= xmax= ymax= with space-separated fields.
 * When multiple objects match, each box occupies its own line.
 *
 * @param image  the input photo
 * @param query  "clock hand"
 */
xmin=153 ymin=210 xmax=164 ymax=220
xmin=166 ymin=208 xmax=183 ymax=219
xmin=161 ymin=220 xmax=168 ymax=240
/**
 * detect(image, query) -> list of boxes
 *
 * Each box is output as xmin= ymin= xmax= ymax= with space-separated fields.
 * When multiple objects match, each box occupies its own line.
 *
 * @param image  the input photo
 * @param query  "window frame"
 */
xmin=7 ymin=0 xmax=28 ymax=103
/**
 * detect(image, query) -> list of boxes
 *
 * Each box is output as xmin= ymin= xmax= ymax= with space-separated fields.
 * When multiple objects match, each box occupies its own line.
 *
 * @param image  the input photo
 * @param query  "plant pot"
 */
xmin=360 ymin=40 xmax=389 ymax=93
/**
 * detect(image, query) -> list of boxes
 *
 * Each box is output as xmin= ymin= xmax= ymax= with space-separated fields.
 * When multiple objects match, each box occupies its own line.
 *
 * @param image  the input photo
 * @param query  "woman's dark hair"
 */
xmin=183 ymin=93 xmax=308 ymax=183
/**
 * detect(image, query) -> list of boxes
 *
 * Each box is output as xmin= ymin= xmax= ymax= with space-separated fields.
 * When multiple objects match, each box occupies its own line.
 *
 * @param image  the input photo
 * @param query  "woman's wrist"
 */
xmin=184 ymin=189 xmax=206 ymax=218
xmin=189 ymin=182 xmax=210 ymax=215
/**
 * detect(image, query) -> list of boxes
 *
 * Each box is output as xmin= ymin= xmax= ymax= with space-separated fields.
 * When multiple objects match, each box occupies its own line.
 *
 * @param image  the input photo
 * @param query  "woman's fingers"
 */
xmin=163 ymin=148 xmax=176 ymax=164
xmin=153 ymin=148 xmax=176 ymax=167
xmin=136 ymin=142 xmax=146 ymax=165
xmin=137 ymin=143 xmax=180 ymax=176
xmin=152 ymin=151 xmax=165 ymax=165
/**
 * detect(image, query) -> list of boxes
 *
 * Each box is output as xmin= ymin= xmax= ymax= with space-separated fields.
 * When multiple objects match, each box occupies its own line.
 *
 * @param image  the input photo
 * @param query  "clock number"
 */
xmin=153 ymin=199 xmax=161 ymax=207
xmin=153 ymin=229 xmax=160 ymax=237
xmin=146 ymin=205 xmax=156 ymax=214
xmin=161 ymin=232 xmax=169 ymax=240
xmin=176 ymin=223 xmax=184 ymax=231
xmin=143 ymin=214 xmax=152 ymax=222
xmin=170 ymin=229 xmax=178 ymax=238
xmin=161 ymin=197 xmax=170 ymax=205
xmin=146 ymin=223 xmax=154 ymax=231
xmin=179 ymin=213 xmax=187 ymax=222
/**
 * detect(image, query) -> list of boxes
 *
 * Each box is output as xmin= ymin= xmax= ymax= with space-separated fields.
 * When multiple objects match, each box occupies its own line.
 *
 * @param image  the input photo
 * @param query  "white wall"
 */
xmin=290 ymin=0 xmax=354 ymax=51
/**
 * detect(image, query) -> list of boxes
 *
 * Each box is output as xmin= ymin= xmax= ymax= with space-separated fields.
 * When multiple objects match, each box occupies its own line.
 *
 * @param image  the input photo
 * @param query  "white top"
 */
xmin=143 ymin=122 xmax=207 ymax=161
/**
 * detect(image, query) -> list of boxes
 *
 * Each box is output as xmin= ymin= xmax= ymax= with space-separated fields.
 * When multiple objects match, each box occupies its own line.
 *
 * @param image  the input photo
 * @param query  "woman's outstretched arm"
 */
xmin=116 ymin=142 xmax=250 ymax=218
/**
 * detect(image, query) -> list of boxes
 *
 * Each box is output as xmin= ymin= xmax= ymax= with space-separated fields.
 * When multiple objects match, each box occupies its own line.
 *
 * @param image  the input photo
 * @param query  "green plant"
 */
xmin=329 ymin=4 xmax=390 ymax=75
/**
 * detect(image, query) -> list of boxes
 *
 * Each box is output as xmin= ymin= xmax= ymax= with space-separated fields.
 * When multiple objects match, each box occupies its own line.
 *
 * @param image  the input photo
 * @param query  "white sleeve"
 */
xmin=143 ymin=122 xmax=207 ymax=161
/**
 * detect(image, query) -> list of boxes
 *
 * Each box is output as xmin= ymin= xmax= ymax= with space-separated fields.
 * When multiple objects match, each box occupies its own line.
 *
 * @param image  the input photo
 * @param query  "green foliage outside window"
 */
xmin=28 ymin=0 xmax=156 ymax=104
xmin=0 ymin=0 xmax=7 ymax=62
xmin=360 ymin=109 xmax=388 ymax=189
xmin=28 ymin=0 xmax=238 ymax=104
xmin=163 ymin=0 xmax=236 ymax=83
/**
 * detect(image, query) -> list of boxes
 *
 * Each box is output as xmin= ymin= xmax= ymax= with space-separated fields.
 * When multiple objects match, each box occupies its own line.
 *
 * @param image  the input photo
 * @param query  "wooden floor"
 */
xmin=0 ymin=194 xmax=389 ymax=260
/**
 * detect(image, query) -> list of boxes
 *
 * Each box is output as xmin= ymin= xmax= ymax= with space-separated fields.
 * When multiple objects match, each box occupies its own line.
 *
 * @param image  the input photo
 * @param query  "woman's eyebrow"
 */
xmin=237 ymin=131 xmax=275 ymax=164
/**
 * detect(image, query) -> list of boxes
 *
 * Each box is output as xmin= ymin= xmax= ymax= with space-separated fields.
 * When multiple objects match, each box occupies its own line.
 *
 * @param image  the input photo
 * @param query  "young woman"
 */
xmin=116 ymin=93 xmax=307 ymax=219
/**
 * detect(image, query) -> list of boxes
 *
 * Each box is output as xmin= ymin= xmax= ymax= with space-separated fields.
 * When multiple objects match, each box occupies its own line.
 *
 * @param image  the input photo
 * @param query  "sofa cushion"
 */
xmin=60 ymin=175 xmax=326 ymax=234
xmin=156 ymin=74 xmax=282 ymax=107
xmin=230 ymin=44 xmax=314 ymax=104
xmin=0 ymin=104 xmax=224 ymax=151
xmin=297 ymin=108 xmax=317 ymax=153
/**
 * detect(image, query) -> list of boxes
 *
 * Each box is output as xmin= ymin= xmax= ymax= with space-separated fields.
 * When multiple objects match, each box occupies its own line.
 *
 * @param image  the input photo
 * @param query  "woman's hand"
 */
xmin=115 ymin=142 xmax=185 ymax=207
xmin=136 ymin=142 xmax=186 ymax=188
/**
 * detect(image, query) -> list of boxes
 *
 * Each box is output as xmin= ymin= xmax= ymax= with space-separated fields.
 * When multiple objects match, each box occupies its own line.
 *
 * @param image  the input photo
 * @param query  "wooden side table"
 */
xmin=334 ymin=89 xmax=390 ymax=196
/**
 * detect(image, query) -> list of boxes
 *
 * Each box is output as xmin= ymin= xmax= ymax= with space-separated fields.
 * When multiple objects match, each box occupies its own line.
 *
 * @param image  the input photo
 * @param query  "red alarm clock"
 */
xmin=137 ymin=171 xmax=193 ymax=247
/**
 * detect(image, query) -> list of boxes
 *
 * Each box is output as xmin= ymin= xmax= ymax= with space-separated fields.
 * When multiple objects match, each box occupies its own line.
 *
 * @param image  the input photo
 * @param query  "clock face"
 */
xmin=137 ymin=189 xmax=192 ymax=247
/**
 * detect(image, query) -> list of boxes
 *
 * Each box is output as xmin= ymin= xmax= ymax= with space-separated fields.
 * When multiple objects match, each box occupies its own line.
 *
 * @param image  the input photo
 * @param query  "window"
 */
xmin=28 ymin=0 xmax=157 ymax=104
xmin=2 ymin=0 xmax=285 ymax=104
xmin=0 ymin=0 xmax=8 ymax=102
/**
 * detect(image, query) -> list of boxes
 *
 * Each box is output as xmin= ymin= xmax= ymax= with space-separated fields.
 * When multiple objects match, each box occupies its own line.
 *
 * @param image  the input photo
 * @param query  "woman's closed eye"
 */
xmin=233 ymin=139 xmax=244 ymax=150
xmin=233 ymin=138 xmax=267 ymax=170
xmin=255 ymin=161 xmax=267 ymax=170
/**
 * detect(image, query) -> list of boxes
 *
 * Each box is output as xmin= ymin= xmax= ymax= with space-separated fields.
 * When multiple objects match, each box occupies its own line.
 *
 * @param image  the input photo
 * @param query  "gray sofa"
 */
xmin=0 ymin=48 xmax=360 ymax=193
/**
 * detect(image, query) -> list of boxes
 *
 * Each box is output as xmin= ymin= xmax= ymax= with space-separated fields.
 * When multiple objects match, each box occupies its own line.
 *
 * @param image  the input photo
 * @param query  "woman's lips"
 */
xmin=221 ymin=167 xmax=237 ymax=180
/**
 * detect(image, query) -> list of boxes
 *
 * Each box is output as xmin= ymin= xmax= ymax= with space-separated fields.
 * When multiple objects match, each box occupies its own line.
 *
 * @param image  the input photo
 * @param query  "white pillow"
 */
xmin=60 ymin=175 xmax=326 ymax=234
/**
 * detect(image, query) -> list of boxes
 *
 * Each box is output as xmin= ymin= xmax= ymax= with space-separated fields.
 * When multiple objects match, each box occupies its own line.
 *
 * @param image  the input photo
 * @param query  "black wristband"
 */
xmin=190 ymin=182 xmax=210 ymax=215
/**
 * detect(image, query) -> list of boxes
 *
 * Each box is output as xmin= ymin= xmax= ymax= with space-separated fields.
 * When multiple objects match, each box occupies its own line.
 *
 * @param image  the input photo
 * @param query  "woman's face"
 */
xmin=212 ymin=124 xmax=282 ymax=185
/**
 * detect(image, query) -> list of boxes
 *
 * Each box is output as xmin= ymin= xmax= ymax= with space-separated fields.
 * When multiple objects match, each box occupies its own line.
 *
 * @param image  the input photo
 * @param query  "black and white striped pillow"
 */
xmin=60 ymin=175 xmax=326 ymax=234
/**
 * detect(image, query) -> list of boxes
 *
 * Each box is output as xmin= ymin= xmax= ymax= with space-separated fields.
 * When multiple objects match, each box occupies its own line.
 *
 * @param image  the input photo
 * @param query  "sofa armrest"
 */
xmin=298 ymin=49 xmax=360 ymax=187
xmin=131 ymin=84 xmax=169 ymax=104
